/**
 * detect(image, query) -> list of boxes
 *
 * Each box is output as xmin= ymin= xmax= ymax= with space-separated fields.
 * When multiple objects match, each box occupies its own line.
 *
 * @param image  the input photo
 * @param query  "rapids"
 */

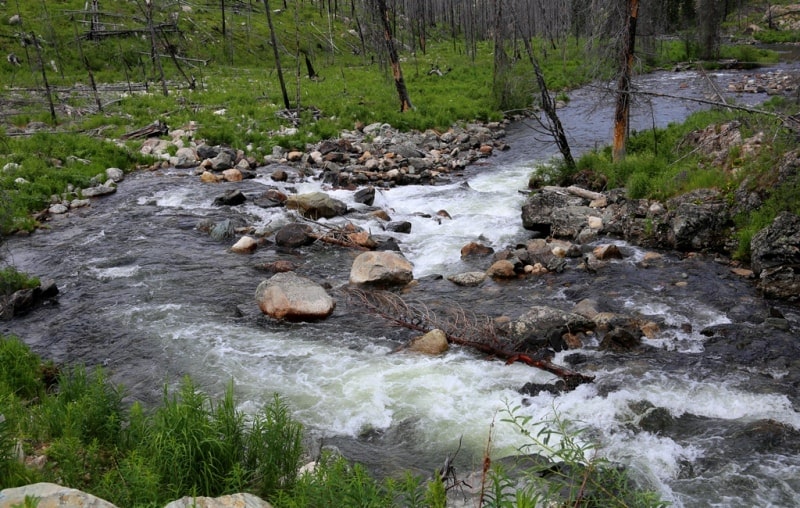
xmin=3 ymin=66 xmax=800 ymax=506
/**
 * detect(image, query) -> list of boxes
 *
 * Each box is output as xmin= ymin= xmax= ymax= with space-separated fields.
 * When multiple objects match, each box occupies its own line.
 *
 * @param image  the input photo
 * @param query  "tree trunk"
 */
xmin=375 ymin=0 xmax=413 ymax=112
xmin=263 ymin=0 xmax=292 ymax=111
xmin=612 ymin=0 xmax=639 ymax=163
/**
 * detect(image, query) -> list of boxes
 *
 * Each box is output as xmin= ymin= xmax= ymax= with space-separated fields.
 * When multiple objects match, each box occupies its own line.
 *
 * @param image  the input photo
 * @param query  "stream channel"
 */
xmin=3 ymin=65 xmax=800 ymax=506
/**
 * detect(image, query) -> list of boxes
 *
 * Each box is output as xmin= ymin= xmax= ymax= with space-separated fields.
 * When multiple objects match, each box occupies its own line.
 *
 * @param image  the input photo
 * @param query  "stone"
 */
xmin=593 ymin=244 xmax=623 ymax=260
xmin=231 ymin=236 xmax=258 ymax=254
xmin=349 ymin=251 xmax=414 ymax=286
xmin=81 ymin=184 xmax=116 ymax=198
xmin=407 ymin=329 xmax=449 ymax=355
xmin=354 ymin=186 xmax=376 ymax=206
xmin=486 ymin=259 xmax=516 ymax=278
xmin=274 ymin=223 xmax=314 ymax=248
xmin=164 ymin=493 xmax=273 ymax=508
xmin=460 ymin=241 xmax=494 ymax=258
xmin=210 ymin=150 xmax=235 ymax=171
xmin=287 ymin=151 xmax=304 ymax=162
xmin=599 ymin=327 xmax=642 ymax=352
xmin=750 ymin=212 xmax=800 ymax=300
xmin=386 ymin=221 xmax=412 ymax=234
xmin=255 ymin=272 xmax=335 ymax=320
xmin=49 ymin=203 xmax=68 ymax=214
xmin=285 ymin=192 xmax=348 ymax=219
xmin=200 ymin=171 xmax=222 ymax=183
xmin=446 ymin=271 xmax=487 ymax=287
xmin=105 ymin=167 xmax=124 ymax=182
xmin=222 ymin=168 xmax=243 ymax=182
xmin=213 ymin=189 xmax=246 ymax=207
xmin=0 ymin=483 xmax=116 ymax=508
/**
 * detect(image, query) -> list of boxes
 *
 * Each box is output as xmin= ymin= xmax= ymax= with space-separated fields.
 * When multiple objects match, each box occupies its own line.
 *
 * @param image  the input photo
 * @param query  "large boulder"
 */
xmin=664 ymin=189 xmax=731 ymax=251
xmin=506 ymin=305 xmax=595 ymax=352
xmin=285 ymin=192 xmax=348 ymax=219
xmin=349 ymin=251 xmax=414 ymax=286
xmin=750 ymin=211 xmax=800 ymax=300
xmin=0 ymin=483 xmax=117 ymax=507
xmin=255 ymin=272 xmax=335 ymax=320
xmin=164 ymin=493 xmax=273 ymax=508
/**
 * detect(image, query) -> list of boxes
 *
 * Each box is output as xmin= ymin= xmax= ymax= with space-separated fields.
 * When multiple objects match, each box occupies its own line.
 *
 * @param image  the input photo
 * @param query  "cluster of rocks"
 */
xmin=141 ymin=120 xmax=509 ymax=188
xmin=726 ymin=69 xmax=798 ymax=95
xmin=0 ymin=278 xmax=59 ymax=320
xmin=0 ymin=483 xmax=273 ymax=508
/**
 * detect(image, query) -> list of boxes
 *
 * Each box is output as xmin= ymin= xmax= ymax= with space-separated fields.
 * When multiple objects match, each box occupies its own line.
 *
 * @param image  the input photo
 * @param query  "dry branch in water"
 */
xmin=343 ymin=287 xmax=594 ymax=390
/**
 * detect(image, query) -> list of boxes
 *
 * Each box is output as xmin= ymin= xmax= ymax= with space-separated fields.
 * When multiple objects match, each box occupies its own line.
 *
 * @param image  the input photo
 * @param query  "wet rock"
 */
xmin=206 ymin=219 xmax=235 ymax=241
xmin=446 ymin=271 xmax=487 ymax=287
xmin=274 ymin=223 xmax=314 ymax=248
xmin=507 ymin=306 xmax=595 ymax=352
xmin=0 ymin=279 xmax=59 ymax=320
xmin=407 ymin=328 xmax=449 ymax=355
xmin=486 ymin=259 xmax=516 ymax=278
xmin=81 ymin=183 xmax=116 ymax=198
xmin=750 ymin=212 xmax=800 ymax=301
xmin=105 ymin=167 xmax=124 ymax=182
xmin=0 ymin=483 xmax=117 ymax=507
xmin=164 ymin=493 xmax=273 ymax=508
xmin=285 ymin=192 xmax=348 ymax=219
xmin=593 ymin=244 xmax=623 ymax=260
xmin=253 ymin=188 xmax=287 ymax=209
xmin=200 ymin=171 xmax=222 ymax=183
xmin=222 ymin=168 xmax=243 ymax=182
xmin=255 ymin=272 xmax=335 ymax=321
xmin=349 ymin=251 xmax=414 ymax=286
xmin=213 ymin=189 xmax=246 ymax=207
xmin=665 ymin=189 xmax=731 ymax=251
xmin=386 ymin=221 xmax=412 ymax=234
xmin=258 ymin=260 xmax=297 ymax=273
xmin=599 ymin=327 xmax=642 ymax=352
xmin=231 ymin=236 xmax=258 ymax=254
xmin=461 ymin=241 xmax=494 ymax=258
xmin=354 ymin=186 xmax=375 ymax=206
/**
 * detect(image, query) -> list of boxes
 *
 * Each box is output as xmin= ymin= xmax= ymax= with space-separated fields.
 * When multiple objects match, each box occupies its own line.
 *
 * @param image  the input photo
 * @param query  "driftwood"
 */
xmin=344 ymin=288 xmax=595 ymax=390
xmin=119 ymin=120 xmax=168 ymax=140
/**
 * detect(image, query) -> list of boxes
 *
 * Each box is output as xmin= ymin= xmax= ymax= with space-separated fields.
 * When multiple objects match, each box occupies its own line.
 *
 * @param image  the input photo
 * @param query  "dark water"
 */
xmin=3 ymin=66 xmax=800 ymax=506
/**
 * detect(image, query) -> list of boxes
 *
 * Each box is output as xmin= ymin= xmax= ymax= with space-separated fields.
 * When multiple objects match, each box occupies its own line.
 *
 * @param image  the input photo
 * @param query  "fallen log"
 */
xmin=344 ymin=287 xmax=595 ymax=389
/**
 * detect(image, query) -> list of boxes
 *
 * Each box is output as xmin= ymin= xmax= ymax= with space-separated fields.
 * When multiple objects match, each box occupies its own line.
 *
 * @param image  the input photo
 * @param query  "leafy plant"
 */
xmin=483 ymin=403 xmax=669 ymax=508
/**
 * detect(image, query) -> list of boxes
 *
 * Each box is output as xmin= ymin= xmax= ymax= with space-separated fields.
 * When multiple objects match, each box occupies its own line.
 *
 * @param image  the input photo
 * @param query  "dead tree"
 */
xmin=612 ymin=0 xmax=639 ymax=163
xmin=373 ymin=0 xmax=414 ymax=112
xmin=345 ymin=288 xmax=595 ymax=390
xmin=263 ymin=0 xmax=292 ymax=111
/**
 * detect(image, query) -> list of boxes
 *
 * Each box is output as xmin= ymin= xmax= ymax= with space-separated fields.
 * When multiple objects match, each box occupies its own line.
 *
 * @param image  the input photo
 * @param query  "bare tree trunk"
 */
xmin=612 ymin=0 xmax=639 ymax=163
xmin=144 ymin=0 xmax=168 ymax=96
xmin=375 ymin=0 xmax=413 ymax=112
xmin=263 ymin=0 xmax=292 ymax=111
xmin=73 ymin=20 xmax=103 ymax=112
xmin=31 ymin=32 xmax=56 ymax=123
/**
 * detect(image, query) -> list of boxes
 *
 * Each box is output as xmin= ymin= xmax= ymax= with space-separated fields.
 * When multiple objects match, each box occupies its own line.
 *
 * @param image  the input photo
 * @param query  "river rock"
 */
xmin=209 ymin=149 xmax=235 ymax=171
xmin=599 ymin=327 xmax=643 ymax=352
xmin=407 ymin=328 xmax=449 ymax=355
xmin=253 ymin=188 xmax=287 ymax=208
xmin=285 ymin=192 xmax=348 ymax=219
xmin=0 ymin=483 xmax=117 ymax=507
xmin=664 ymin=189 xmax=731 ymax=251
xmin=200 ymin=171 xmax=222 ymax=183
xmin=274 ymin=223 xmax=314 ymax=247
xmin=0 ymin=279 xmax=59 ymax=320
xmin=354 ymin=186 xmax=375 ymax=206
xmin=255 ymin=272 xmax=335 ymax=320
xmin=213 ymin=189 xmax=246 ymax=207
xmin=521 ymin=188 xmax=600 ymax=241
xmin=81 ymin=183 xmax=116 ymax=198
xmin=593 ymin=244 xmax=623 ymax=260
xmin=349 ymin=251 xmax=414 ymax=286
xmin=164 ymin=493 xmax=273 ymax=508
xmin=461 ymin=241 xmax=494 ymax=258
xmin=231 ymin=236 xmax=258 ymax=254
xmin=105 ymin=167 xmax=124 ymax=182
xmin=446 ymin=271 xmax=487 ymax=287
xmin=486 ymin=259 xmax=516 ymax=278
xmin=750 ymin=211 xmax=800 ymax=300
xmin=506 ymin=305 xmax=595 ymax=352
xmin=222 ymin=168 xmax=243 ymax=182
xmin=386 ymin=221 xmax=411 ymax=233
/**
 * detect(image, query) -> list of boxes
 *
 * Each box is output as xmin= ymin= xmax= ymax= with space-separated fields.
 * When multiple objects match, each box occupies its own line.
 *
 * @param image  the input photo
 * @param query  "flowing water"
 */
xmin=3 ymin=66 xmax=800 ymax=506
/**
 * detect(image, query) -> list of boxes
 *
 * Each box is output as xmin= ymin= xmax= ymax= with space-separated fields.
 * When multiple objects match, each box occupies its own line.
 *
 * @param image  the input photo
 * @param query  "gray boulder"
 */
xmin=506 ymin=305 xmax=595 ymax=352
xmin=255 ymin=272 xmax=335 ymax=320
xmin=750 ymin=211 xmax=800 ymax=300
xmin=0 ymin=483 xmax=117 ymax=507
xmin=285 ymin=192 xmax=348 ymax=219
xmin=164 ymin=493 xmax=273 ymax=508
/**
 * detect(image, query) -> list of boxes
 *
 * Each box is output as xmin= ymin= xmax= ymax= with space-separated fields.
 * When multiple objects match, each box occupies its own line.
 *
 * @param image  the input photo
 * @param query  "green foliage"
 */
xmin=0 ymin=266 xmax=41 ymax=297
xmin=0 ymin=336 xmax=44 ymax=400
xmin=753 ymin=29 xmax=800 ymax=44
xmin=486 ymin=404 xmax=669 ymax=508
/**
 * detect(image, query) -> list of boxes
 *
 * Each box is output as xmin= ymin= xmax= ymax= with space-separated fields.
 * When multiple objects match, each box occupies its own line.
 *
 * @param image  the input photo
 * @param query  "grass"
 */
xmin=0 ymin=335 xmax=667 ymax=506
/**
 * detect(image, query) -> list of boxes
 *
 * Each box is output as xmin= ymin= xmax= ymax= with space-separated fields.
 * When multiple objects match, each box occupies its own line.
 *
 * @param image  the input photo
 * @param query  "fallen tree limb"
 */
xmin=343 ymin=287 xmax=595 ymax=390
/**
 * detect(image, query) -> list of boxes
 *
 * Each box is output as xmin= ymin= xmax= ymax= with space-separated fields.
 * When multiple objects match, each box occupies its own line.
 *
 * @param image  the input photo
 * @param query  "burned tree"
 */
xmin=373 ymin=0 xmax=413 ymax=112
xmin=612 ymin=0 xmax=639 ymax=162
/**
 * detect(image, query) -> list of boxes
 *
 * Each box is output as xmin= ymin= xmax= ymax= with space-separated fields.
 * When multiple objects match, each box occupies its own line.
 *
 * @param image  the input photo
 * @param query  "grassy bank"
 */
xmin=0 ymin=335 xmax=667 ymax=506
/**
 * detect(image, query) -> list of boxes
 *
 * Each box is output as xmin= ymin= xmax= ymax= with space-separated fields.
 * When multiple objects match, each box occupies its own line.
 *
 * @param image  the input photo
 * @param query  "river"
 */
xmin=3 ymin=65 xmax=800 ymax=507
